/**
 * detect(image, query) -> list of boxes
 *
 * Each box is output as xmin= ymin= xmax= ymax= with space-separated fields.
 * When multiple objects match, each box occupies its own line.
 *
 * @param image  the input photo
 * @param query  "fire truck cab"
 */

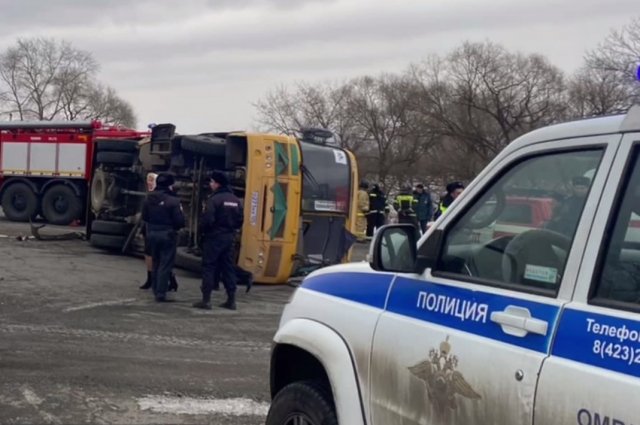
xmin=0 ymin=120 xmax=147 ymax=225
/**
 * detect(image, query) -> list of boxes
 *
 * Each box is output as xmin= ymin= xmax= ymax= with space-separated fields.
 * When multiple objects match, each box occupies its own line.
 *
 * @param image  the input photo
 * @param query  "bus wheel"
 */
xmin=90 ymin=233 xmax=126 ymax=251
xmin=181 ymin=135 xmax=226 ymax=156
xmin=41 ymin=185 xmax=82 ymax=225
xmin=96 ymin=139 xmax=139 ymax=152
xmin=91 ymin=220 xmax=132 ymax=236
xmin=90 ymin=169 xmax=108 ymax=211
xmin=96 ymin=151 xmax=136 ymax=167
xmin=1 ymin=182 xmax=38 ymax=222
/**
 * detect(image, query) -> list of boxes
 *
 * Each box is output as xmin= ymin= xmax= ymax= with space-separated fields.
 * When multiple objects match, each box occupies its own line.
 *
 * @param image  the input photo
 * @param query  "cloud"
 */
xmin=0 ymin=0 xmax=636 ymax=131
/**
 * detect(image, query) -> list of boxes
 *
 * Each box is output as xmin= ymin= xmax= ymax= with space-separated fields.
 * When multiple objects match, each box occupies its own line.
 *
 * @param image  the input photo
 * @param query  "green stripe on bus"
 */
xmin=290 ymin=144 xmax=300 ymax=176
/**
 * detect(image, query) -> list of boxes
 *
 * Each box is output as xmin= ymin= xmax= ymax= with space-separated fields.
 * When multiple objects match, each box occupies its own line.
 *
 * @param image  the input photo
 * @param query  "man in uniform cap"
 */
xmin=193 ymin=171 xmax=244 ymax=310
xmin=141 ymin=173 xmax=185 ymax=302
xmin=434 ymin=181 xmax=464 ymax=221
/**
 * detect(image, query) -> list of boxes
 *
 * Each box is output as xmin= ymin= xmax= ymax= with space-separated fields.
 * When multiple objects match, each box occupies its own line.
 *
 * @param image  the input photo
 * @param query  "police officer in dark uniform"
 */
xmin=141 ymin=173 xmax=185 ymax=302
xmin=193 ymin=171 xmax=244 ymax=310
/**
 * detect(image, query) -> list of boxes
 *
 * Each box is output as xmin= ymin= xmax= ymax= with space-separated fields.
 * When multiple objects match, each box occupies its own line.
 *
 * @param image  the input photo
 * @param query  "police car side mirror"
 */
xmin=369 ymin=224 xmax=419 ymax=273
xmin=416 ymin=228 xmax=444 ymax=272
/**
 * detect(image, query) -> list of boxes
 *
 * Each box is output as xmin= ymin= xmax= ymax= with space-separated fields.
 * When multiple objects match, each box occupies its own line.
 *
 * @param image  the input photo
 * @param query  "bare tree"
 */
xmin=409 ymin=42 xmax=566 ymax=175
xmin=254 ymin=81 xmax=361 ymax=151
xmin=343 ymin=75 xmax=436 ymax=186
xmin=585 ymin=17 xmax=640 ymax=111
xmin=0 ymin=37 xmax=136 ymax=127
xmin=567 ymin=66 xmax=631 ymax=118
xmin=0 ymin=38 xmax=98 ymax=120
xmin=83 ymin=83 xmax=137 ymax=128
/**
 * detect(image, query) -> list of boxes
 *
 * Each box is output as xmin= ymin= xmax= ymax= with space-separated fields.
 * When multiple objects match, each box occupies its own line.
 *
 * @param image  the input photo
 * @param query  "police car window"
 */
xmin=435 ymin=149 xmax=603 ymax=293
xmin=592 ymin=148 xmax=640 ymax=310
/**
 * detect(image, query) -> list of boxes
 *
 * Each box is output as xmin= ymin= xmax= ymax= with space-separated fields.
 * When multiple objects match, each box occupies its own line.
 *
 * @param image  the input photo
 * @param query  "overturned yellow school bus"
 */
xmin=87 ymin=125 xmax=359 ymax=284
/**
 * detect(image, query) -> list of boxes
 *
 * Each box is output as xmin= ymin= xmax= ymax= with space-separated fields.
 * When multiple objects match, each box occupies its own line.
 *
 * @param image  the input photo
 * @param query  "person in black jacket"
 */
xmin=139 ymin=172 xmax=179 ymax=292
xmin=141 ymin=173 xmax=185 ymax=302
xmin=366 ymin=183 xmax=387 ymax=239
xmin=193 ymin=171 xmax=244 ymax=310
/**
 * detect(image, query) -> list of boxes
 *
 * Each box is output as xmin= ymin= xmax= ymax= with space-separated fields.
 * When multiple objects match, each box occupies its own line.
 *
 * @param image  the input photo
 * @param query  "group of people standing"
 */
xmin=140 ymin=171 xmax=248 ymax=310
xmin=355 ymin=180 xmax=466 ymax=240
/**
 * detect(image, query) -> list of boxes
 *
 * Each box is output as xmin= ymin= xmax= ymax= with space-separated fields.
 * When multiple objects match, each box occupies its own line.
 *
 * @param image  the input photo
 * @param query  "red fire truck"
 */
xmin=0 ymin=120 xmax=148 ymax=225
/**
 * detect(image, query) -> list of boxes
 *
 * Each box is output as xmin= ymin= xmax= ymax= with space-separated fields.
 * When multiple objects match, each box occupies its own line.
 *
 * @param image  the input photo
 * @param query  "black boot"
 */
xmin=245 ymin=274 xmax=253 ymax=294
xmin=220 ymin=292 xmax=236 ymax=310
xmin=193 ymin=290 xmax=212 ymax=310
xmin=192 ymin=300 xmax=212 ymax=310
xmin=139 ymin=272 xmax=152 ymax=290
xmin=169 ymin=273 xmax=179 ymax=292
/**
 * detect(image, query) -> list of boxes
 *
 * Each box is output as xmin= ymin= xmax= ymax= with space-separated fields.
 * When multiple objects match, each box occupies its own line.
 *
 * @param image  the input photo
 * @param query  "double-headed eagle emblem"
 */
xmin=409 ymin=336 xmax=481 ymax=421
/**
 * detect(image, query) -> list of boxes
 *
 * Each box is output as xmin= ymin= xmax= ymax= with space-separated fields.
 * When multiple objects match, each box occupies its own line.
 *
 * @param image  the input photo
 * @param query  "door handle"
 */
xmin=490 ymin=306 xmax=549 ymax=337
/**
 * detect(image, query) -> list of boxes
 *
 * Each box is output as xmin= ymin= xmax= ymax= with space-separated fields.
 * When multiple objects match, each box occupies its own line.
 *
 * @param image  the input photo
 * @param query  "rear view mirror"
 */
xmin=369 ymin=224 xmax=419 ymax=273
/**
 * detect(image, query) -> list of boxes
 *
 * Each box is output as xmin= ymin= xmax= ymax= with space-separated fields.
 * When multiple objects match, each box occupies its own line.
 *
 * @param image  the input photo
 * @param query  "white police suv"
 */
xmin=266 ymin=106 xmax=640 ymax=425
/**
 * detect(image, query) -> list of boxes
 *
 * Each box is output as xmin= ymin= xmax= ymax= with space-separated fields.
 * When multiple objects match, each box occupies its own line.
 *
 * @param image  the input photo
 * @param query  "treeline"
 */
xmin=0 ymin=38 xmax=136 ymax=127
xmin=255 ymin=18 xmax=640 ymax=190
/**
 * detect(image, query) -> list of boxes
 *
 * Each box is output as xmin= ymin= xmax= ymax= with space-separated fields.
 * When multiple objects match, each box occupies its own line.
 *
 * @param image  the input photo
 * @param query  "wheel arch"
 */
xmin=41 ymin=179 xmax=85 ymax=197
xmin=271 ymin=318 xmax=367 ymax=425
xmin=0 ymin=177 xmax=40 ymax=196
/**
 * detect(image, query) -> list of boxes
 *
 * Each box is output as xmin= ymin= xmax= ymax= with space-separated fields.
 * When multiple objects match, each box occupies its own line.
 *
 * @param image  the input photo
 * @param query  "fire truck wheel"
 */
xmin=90 ymin=233 xmax=126 ymax=251
xmin=181 ymin=135 xmax=226 ymax=156
xmin=91 ymin=220 xmax=132 ymax=236
xmin=1 ymin=182 xmax=38 ymax=222
xmin=96 ymin=151 xmax=136 ymax=166
xmin=96 ymin=139 xmax=139 ymax=152
xmin=41 ymin=185 xmax=82 ymax=225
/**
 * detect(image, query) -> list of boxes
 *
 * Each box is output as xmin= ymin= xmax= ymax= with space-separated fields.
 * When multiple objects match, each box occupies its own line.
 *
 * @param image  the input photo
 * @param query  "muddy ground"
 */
xmin=0 ymin=217 xmax=370 ymax=424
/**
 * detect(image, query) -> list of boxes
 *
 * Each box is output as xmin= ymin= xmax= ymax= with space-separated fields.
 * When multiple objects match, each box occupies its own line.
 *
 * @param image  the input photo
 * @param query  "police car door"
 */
xmin=370 ymin=137 xmax=616 ymax=425
xmin=535 ymin=134 xmax=640 ymax=425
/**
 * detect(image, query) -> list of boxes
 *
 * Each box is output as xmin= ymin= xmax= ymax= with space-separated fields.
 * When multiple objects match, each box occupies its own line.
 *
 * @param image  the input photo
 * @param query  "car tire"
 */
xmin=96 ymin=139 xmax=139 ymax=152
xmin=96 ymin=151 xmax=136 ymax=166
xmin=1 ymin=182 xmax=39 ymax=222
xmin=265 ymin=381 xmax=338 ymax=425
xmin=41 ymin=185 xmax=82 ymax=225
xmin=90 ymin=233 xmax=126 ymax=251
xmin=181 ymin=135 xmax=226 ymax=156
xmin=91 ymin=220 xmax=133 ymax=236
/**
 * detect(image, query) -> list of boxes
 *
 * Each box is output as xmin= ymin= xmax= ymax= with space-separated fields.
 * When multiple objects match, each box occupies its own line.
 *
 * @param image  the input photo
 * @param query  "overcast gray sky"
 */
xmin=0 ymin=0 xmax=635 ymax=132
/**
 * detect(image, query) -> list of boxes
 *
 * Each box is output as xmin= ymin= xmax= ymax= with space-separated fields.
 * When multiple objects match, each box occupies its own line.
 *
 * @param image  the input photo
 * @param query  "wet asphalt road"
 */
xmin=0 ymin=217 xmax=371 ymax=424
xmin=0 ymin=218 xmax=293 ymax=424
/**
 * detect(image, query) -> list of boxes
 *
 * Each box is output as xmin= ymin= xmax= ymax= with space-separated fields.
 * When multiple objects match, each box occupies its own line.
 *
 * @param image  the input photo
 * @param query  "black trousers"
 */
xmin=366 ymin=212 xmax=386 ymax=237
xmin=147 ymin=229 xmax=177 ymax=298
xmin=201 ymin=232 xmax=237 ymax=302
xmin=398 ymin=212 xmax=419 ymax=230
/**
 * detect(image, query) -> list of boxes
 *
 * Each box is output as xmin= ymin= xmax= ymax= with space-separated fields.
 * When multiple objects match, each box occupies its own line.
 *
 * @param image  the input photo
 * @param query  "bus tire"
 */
xmin=91 ymin=220 xmax=132 ymax=236
xmin=90 ymin=169 xmax=108 ymax=211
xmin=96 ymin=139 xmax=139 ymax=152
xmin=175 ymin=247 xmax=203 ymax=272
xmin=90 ymin=233 xmax=126 ymax=251
xmin=96 ymin=151 xmax=136 ymax=166
xmin=181 ymin=136 xmax=226 ymax=157
xmin=1 ymin=182 xmax=38 ymax=222
xmin=41 ymin=185 xmax=82 ymax=225
xmin=266 ymin=380 xmax=338 ymax=425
